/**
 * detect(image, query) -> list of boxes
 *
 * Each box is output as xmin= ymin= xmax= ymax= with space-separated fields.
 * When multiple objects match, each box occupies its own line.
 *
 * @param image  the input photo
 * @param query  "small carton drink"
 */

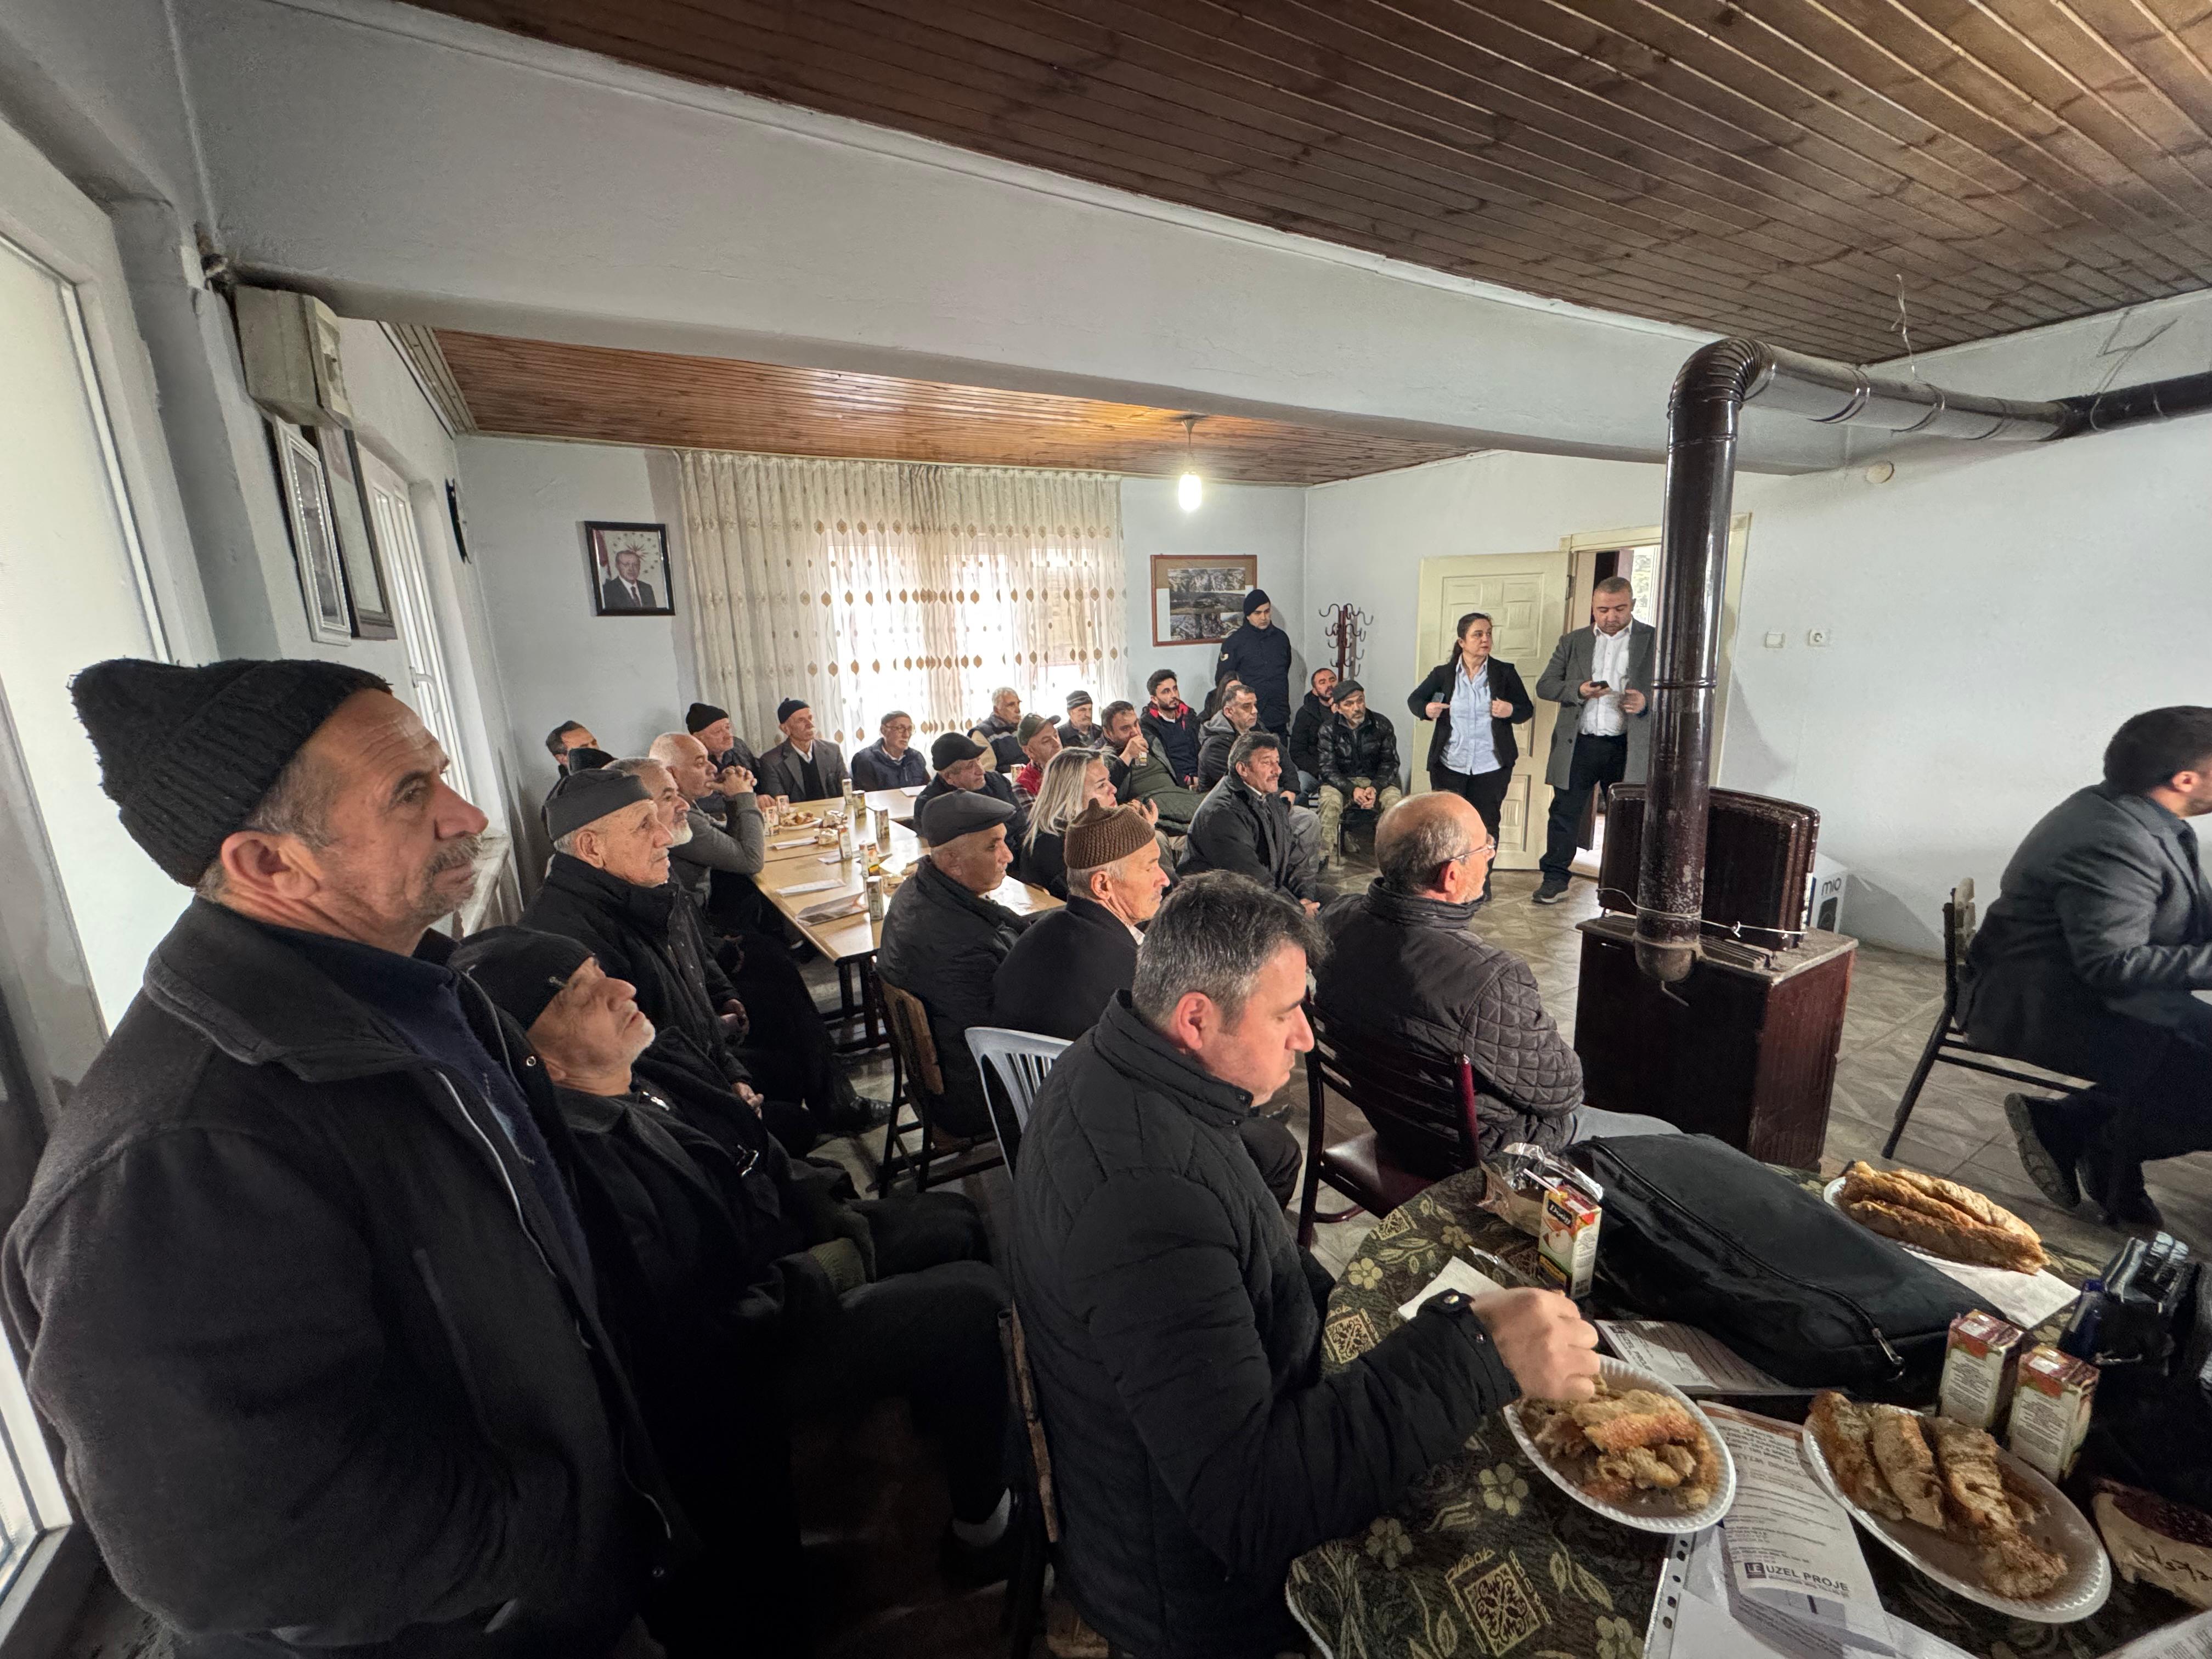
xmin=2008 ymin=1344 xmax=2097 ymax=1480
xmin=1940 ymin=1310 xmax=2027 ymax=1432
xmin=1537 ymin=1178 xmax=1601 ymax=1299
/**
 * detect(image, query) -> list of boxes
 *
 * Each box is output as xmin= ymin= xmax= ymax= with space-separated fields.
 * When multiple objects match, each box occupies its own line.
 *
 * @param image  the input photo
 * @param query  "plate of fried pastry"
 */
xmin=1824 ymin=1162 xmax=2047 ymax=1274
xmin=1803 ymin=1391 xmax=2108 ymax=1621
xmin=1509 ymin=1358 xmax=1736 ymax=1533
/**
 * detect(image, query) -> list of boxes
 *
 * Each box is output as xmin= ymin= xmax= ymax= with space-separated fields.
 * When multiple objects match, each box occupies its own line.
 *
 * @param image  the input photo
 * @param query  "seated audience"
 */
xmin=875 ymin=790 xmax=1034 ymax=1138
xmin=1022 ymin=747 xmax=1116 ymax=900
xmin=970 ymin=685 xmax=1026 ymax=771
xmin=1287 ymin=667 xmax=1337 ymax=794
xmin=452 ymin=928 xmax=1018 ymax=1614
xmin=1971 ymin=706 xmax=2212 ymax=1229
xmin=522 ymin=767 xmax=816 ymax=1152
xmin=1196 ymin=680 xmax=1254 ymax=791
xmin=1101 ymin=699 xmax=1201 ymax=833
xmin=648 ymin=730 xmax=764 ymax=919
xmin=1013 ymin=712 xmax=1062 ymax=803
xmin=685 ymin=701 xmax=758 ymax=779
xmin=17 ymin=657 xmax=674 ymax=1656
xmin=1058 ymin=689 xmax=1103 ymax=751
xmin=849 ymin=708 xmax=928 ymax=789
xmin=622 ymin=752 xmax=873 ymax=1136
xmin=918 ymin=730 xmax=1030 ymax=854
xmin=1012 ymin=872 xmax=1602 ymax=1659
xmin=995 ymin=805 xmax=1301 ymax=1205
xmin=1316 ymin=681 xmax=1404 ymax=870
xmin=1180 ymin=731 xmax=1327 ymax=912
xmin=755 ymin=698 xmax=848 ymax=802
xmin=1317 ymin=793 xmax=1676 ymax=1162
xmin=1141 ymin=669 xmax=1205 ymax=788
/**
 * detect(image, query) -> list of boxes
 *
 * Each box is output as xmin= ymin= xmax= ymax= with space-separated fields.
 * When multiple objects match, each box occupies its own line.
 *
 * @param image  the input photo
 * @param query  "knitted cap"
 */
xmin=931 ymin=731 xmax=983 ymax=769
xmin=544 ymin=767 xmax=650 ymax=840
xmin=1064 ymin=803 xmax=1153 ymax=871
xmin=777 ymin=698 xmax=809 ymax=725
xmin=70 ymin=656 xmax=388 ymax=885
xmin=1242 ymin=588 xmax=1271 ymax=616
xmin=1066 ymin=690 xmax=1094 ymax=712
xmin=685 ymin=702 xmax=727 ymax=734
xmin=452 ymin=927 xmax=591 ymax=1031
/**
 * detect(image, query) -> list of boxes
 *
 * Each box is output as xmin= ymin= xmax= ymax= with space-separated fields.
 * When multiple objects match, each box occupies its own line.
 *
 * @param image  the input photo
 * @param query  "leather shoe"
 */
xmin=2004 ymin=1093 xmax=2079 ymax=1211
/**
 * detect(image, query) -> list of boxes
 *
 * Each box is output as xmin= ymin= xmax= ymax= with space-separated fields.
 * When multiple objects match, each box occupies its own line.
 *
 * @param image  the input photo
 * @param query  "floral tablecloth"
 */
xmin=1284 ymin=1168 xmax=2192 ymax=1659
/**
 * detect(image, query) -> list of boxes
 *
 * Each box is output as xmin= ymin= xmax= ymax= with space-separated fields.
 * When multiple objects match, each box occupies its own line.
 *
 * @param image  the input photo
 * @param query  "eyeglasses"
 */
xmin=1450 ymin=840 xmax=1498 ymax=865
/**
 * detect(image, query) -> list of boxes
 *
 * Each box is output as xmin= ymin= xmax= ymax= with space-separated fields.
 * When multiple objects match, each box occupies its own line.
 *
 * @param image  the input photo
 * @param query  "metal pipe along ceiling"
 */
xmin=1634 ymin=338 xmax=2212 ymax=984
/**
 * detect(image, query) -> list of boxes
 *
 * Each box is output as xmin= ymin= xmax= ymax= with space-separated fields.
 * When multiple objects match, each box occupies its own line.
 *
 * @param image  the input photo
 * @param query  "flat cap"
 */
xmin=452 ymin=927 xmax=591 ymax=1031
xmin=917 ymin=787 xmax=1013 ymax=845
xmin=544 ymin=766 xmax=650 ymax=840
xmin=930 ymin=731 xmax=983 ymax=769
xmin=1333 ymin=679 xmax=1365 ymax=699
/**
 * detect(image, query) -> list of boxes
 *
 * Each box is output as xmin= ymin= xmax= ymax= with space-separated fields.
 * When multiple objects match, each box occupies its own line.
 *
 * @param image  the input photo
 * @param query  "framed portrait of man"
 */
xmin=585 ymin=521 xmax=674 ymax=617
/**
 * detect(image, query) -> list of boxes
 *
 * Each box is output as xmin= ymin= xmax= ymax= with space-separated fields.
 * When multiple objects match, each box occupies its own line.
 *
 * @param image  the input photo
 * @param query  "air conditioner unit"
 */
xmin=1803 ymin=855 xmax=1849 ymax=935
xmin=235 ymin=286 xmax=353 ymax=427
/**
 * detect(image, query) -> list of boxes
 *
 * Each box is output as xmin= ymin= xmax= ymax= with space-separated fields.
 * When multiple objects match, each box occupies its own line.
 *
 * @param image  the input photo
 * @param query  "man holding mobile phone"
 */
xmin=1532 ymin=576 xmax=1656 ymax=904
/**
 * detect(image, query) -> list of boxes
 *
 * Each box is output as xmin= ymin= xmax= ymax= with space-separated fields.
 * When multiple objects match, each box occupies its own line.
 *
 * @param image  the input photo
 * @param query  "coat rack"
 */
xmin=1318 ymin=602 xmax=1370 ymax=680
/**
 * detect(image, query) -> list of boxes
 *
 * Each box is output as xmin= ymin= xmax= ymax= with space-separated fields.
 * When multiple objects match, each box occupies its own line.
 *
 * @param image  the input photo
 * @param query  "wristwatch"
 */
xmin=1427 ymin=1289 xmax=1480 ymax=1319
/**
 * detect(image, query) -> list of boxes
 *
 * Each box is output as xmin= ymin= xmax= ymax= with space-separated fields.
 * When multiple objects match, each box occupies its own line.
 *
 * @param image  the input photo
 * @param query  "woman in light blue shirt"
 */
xmin=1406 ymin=612 xmax=1535 ymax=903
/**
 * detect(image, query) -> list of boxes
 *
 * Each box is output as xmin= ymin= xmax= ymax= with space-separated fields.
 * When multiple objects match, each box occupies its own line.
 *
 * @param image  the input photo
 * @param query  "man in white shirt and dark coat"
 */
xmin=1531 ymin=576 xmax=1655 ymax=904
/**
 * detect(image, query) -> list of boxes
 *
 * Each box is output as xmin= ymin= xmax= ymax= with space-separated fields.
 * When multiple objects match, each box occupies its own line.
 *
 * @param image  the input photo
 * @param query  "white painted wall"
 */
xmin=1120 ymin=478 xmax=1310 ymax=708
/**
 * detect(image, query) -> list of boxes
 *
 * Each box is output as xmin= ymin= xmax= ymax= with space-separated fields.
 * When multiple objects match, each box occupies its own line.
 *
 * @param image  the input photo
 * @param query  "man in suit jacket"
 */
xmin=600 ymin=549 xmax=657 ymax=611
xmin=753 ymin=698 xmax=848 ymax=803
xmin=1968 ymin=707 xmax=2212 ymax=1229
xmin=1532 ymin=577 xmax=1656 ymax=904
xmin=990 ymin=804 xmax=1301 ymax=1205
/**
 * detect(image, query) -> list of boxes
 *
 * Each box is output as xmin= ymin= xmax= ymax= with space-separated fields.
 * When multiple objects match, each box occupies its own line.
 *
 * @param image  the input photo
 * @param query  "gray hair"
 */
xmin=1227 ymin=729 xmax=1280 ymax=775
xmin=880 ymin=709 xmax=911 ymax=729
xmin=1132 ymin=871 xmax=1325 ymax=1028
xmin=1028 ymin=747 xmax=1105 ymax=849
xmin=1376 ymin=805 xmax=1472 ymax=893
xmin=605 ymin=756 xmax=662 ymax=781
xmin=191 ymin=748 xmax=336 ymax=899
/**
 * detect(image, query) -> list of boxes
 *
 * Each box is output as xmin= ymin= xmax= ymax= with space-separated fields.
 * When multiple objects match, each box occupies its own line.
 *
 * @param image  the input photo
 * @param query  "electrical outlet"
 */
xmin=1763 ymin=631 xmax=1786 ymax=649
xmin=1807 ymin=628 xmax=1832 ymax=647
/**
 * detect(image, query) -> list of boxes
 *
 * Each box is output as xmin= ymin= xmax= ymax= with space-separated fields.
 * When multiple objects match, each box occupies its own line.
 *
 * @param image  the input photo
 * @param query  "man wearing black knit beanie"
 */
xmin=4 ymin=658 xmax=682 ymax=1658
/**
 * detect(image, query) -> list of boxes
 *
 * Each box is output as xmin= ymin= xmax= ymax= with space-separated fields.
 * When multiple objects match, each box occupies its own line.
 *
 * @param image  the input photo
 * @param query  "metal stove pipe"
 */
xmin=1634 ymin=339 xmax=2212 ymax=984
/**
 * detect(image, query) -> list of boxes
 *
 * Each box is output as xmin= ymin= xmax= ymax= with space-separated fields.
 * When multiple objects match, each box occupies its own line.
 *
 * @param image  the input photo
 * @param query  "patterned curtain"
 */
xmin=679 ymin=452 xmax=1126 ymax=753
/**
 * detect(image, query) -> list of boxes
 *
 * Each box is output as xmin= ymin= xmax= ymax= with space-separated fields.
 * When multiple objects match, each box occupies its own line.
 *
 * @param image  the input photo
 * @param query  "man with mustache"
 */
xmin=7 ymin=658 xmax=681 ymax=1657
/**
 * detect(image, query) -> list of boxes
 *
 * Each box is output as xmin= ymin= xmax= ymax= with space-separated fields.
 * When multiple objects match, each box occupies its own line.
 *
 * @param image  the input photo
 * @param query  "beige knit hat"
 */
xmin=1064 ymin=802 xmax=1153 ymax=871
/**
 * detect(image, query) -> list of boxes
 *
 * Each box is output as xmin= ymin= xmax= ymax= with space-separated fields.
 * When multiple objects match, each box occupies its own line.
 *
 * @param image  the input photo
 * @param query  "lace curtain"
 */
xmin=679 ymin=452 xmax=1127 ymax=752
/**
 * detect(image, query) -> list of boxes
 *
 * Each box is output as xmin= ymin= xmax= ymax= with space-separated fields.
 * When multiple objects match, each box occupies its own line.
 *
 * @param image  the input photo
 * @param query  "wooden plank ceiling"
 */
xmin=408 ymin=0 xmax=2212 ymax=360
xmin=431 ymin=330 xmax=1482 ymax=481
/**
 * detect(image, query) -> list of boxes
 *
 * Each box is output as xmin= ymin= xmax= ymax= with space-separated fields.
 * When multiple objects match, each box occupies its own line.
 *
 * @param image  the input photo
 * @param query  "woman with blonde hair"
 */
xmin=1025 ymin=748 xmax=1115 ymax=900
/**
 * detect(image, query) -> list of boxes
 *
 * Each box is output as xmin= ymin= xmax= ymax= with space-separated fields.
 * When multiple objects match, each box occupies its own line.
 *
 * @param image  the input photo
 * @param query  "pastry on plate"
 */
xmin=1808 ymin=1391 xmax=1906 ymax=1521
xmin=1521 ymin=1382 xmax=1719 ymax=1514
xmin=1837 ymin=1161 xmax=2047 ymax=1273
xmin=1869 ymin=1407 xmax=1946 ymax=1530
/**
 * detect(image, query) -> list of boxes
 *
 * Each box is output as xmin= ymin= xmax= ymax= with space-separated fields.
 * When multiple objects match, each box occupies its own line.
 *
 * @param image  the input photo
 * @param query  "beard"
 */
xmin=408 ymin=833 xmax=484 ymax=924
xmin=668 ymin=817 xmax=694 ymax=847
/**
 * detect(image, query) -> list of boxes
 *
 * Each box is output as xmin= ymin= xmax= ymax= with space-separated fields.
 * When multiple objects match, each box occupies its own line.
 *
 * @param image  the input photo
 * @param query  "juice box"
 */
xmin=1940 ymin=1310 xmax=2028 ymax=1431
xmin=1537 ymin=1179 xmax=1601 ymax=1299
xmin=2008 ymin=1344 xmax=2097 ymax=1480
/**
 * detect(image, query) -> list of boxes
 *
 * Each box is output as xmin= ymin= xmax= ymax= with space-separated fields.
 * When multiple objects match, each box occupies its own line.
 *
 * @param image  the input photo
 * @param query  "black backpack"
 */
xmin=1567 ymin=1135 xmax=1981 ymax=1399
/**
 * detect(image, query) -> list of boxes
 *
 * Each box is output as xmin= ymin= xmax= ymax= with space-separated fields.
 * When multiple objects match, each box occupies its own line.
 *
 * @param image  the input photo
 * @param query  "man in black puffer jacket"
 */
xmin=1314 ymin=681 xmax=1403 ymax=865
xmin=1286 ymin=667 xmax=1338 ymax=793
xmin=1012 ymin=873 xmax=1602 ymax=1659
xmin=1317 ymin=793 xmax=1679 ymax=1165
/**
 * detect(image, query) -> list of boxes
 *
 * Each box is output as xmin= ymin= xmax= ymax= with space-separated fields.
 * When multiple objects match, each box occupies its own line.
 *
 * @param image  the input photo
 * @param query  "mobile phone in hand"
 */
xmin=1588 ymin=680 xmax=1611 ymax=692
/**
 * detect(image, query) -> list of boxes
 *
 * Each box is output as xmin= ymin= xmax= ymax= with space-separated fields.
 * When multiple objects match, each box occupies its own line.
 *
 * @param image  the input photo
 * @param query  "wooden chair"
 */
xmin=874 ymin=975 xmax=1005 ymax=1195
xmin=1882 ymin=878 xmax=2087 ymax=1157
xmin=1296 ymin=1005 xmax=1485 ymax=1248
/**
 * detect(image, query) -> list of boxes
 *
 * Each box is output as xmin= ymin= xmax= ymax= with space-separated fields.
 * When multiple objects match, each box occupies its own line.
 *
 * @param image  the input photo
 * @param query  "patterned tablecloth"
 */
xmin=1284 ymin=1168 xmax=2192 ymax=1659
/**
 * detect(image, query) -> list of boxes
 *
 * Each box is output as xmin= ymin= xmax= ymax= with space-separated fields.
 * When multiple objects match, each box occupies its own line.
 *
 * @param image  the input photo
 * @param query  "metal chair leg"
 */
xmin=1883 ymin=996 xmax=1953 ymax=1158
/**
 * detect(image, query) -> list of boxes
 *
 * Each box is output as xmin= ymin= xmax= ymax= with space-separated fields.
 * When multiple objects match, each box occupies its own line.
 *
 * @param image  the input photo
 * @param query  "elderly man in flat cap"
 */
xmin=754 ymin=697 xmax=847 ymax=803
xmin=875 ymin=789 xmax=1036 ymax=1137
xmin=918 ymin=730 xmax=1031 ymax=866
xmin=6 ymin=658 xmax=682 ymax=1658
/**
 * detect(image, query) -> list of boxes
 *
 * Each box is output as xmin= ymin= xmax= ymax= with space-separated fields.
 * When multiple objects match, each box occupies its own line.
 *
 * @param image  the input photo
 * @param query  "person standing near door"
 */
xmin=1532 ymin=576 xmax=1656 ymax=905
xmin=1215 ymin=590 xmax=1294 ymax=737
xmin=1408 ymin=611 xmax=1532 ymax=907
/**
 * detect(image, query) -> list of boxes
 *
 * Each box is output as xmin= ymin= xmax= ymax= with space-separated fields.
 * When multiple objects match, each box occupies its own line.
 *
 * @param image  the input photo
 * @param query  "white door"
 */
xmin=1414 ymin=552 xmax=1570 ymax=869
xmin=358 ymin=448 xmax=471 ymax=800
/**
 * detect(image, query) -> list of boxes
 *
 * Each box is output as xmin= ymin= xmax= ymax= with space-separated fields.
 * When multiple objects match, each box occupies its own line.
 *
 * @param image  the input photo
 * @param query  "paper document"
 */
xmin=1598 ymin=1321 xmax=1802 ymax=1396
xmin=1644 ymin=1525 xmax=1974 ymax=1659
xmin=1900 ymin=1250 xmax=2079 ymax=1330
xmin=1709 ymin=1407 xmax=1887 ymax=1637
xmin=1395 ymin=1257 xmax=1508 ymax=1323
xmin=2106 ymin=1611 xmax=2212 ymax=1659
xmin=778 ymin=878 xmax=843 ymax=895
xmin=769 ymin=837 xmax=815 ymax=849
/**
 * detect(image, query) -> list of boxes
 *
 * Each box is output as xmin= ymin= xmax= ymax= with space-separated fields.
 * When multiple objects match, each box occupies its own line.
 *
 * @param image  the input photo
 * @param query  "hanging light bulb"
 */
xmin=1176 ymin=414 xmax=1204 ymax=512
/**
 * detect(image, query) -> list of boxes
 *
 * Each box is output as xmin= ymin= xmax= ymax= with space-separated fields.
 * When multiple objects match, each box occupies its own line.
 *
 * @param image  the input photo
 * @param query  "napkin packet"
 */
xmin=1480 ymin=1143 xmax=1603 ymax=1299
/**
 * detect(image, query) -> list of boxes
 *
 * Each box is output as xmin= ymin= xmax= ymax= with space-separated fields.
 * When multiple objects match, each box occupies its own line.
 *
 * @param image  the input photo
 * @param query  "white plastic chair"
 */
xmin=964 ymin=1027 xmax=1072 ymax=1173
